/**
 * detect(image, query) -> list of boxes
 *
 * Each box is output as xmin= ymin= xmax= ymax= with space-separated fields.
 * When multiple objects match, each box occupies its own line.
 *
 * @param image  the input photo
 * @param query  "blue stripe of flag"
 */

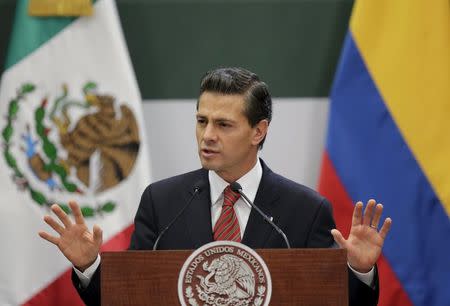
xmin=327 ymin=32 xmax=450 ymax=306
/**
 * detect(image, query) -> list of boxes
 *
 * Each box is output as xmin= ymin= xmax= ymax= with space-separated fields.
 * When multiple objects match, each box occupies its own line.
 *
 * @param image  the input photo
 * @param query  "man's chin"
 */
xmin=199 ymin=159 xmax=220 ymax=171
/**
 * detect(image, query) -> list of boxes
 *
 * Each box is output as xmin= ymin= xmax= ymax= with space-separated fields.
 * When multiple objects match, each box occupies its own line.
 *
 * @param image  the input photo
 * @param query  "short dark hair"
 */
xmin=198 ymin=67 xmax=272 ymax=149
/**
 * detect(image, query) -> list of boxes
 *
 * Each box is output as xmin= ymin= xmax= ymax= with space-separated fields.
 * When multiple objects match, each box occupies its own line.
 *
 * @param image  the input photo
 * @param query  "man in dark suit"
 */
xmin=40 ymin=67 xmax=391 ymax=306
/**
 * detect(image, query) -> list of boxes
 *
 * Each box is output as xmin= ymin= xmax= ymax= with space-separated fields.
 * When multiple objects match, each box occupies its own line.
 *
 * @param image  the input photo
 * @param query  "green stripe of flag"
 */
xmin=5 ymin=0 xmax=75 ymax=69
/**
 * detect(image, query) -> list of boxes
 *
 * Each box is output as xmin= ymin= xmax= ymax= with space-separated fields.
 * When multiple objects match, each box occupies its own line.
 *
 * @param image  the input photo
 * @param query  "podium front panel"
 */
xmin=102 ymin=248 xmax=347 ymax=305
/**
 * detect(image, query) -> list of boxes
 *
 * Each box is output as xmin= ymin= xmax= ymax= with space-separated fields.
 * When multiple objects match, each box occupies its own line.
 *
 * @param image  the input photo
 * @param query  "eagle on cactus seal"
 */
xmin=2 ymin=82 xmax=141 ymax=217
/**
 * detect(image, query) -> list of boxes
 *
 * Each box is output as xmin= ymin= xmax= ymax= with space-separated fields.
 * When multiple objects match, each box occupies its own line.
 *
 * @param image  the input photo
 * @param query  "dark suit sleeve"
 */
xmin=348 ymin=265 xmax=379 ymax=306
xmin=72 ymin=266 xmax=101 ymax=306
xmin=305 ymin=198 xmax=379 ymax=306
xmin=305 ymin=198 xmax=336 ymax=248
xmin=129 ymin=185 xmax=158 ymax=250
xmin=71 ymin=185 xmax=157 ymax=306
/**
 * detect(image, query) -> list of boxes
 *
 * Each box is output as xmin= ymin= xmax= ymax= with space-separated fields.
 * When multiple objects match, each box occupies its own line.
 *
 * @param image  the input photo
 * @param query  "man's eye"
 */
xmin=219 ymin=122 xmax=231 ymax=128
xmin=197 ymin=118 xmax=206 ymax=124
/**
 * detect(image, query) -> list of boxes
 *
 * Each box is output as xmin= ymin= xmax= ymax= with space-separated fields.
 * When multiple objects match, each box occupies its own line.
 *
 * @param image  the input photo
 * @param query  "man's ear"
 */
xmin=252 ymin=119 xmax=269 ymax=146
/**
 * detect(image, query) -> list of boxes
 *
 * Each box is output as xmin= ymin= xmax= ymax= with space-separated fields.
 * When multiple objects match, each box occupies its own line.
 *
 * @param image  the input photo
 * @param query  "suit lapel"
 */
xmin=184 ymin=170 xmax=214 ymax=248
xmin=182 ymin=162 xmax=280 ymax=249
xmin=241 ymin=161 xmax=280 ymax=248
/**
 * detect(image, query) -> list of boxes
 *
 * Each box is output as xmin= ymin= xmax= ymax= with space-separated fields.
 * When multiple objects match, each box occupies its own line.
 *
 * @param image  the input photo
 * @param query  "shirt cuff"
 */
xmin=73 ymin=255 xmax=101 ymax=289
xmin=347 ymin=263 xmax=375 ymax=287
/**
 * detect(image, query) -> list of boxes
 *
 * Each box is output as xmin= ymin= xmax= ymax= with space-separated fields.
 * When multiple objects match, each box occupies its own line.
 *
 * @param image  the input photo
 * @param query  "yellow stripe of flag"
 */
xmin=350 ymin=0 xmax=450 ymax=216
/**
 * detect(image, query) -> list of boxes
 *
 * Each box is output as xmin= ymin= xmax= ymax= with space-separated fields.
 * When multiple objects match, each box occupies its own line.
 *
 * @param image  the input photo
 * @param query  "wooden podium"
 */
xmin=101 ymin=248 xmax=348 ymax=305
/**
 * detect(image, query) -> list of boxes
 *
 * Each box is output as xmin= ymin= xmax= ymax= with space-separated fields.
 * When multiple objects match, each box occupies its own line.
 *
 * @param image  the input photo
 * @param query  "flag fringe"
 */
xmin=29 ymin=0 xmax=93 ymax=17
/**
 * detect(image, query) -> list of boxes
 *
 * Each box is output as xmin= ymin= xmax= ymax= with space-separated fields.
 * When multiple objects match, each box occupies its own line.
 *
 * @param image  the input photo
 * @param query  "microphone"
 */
xmin=153 ymin=179 xmax=206 ymax=250
xmin=230 ymin=182 xmax=291 ymax=249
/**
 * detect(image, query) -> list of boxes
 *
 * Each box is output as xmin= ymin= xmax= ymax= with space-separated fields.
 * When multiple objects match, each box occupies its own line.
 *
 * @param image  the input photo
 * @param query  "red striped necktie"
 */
xmin=213 ymin=185 xmax=241 ymax=242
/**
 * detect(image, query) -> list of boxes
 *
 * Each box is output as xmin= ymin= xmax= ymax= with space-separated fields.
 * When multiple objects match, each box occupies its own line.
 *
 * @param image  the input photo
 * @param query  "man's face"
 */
xmin=196 ymin=91 xmax=267 ymax=182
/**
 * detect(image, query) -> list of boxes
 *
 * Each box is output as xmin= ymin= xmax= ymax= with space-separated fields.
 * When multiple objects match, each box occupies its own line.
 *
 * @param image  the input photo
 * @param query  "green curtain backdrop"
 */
xmin=0 ymin=0 xmax=354 ymax=99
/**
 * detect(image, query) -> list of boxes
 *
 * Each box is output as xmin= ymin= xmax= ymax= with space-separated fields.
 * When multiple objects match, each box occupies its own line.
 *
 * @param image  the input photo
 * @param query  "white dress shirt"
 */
xmin=209 ymin=159 xmax=262 ymax=237
xmin=75 ymin=159 xmax=374 ymax=287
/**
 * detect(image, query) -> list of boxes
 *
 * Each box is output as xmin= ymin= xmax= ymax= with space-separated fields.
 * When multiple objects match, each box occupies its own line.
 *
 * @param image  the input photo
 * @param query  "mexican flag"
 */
xmin=0 ymin=0 xmax=151 ymax=305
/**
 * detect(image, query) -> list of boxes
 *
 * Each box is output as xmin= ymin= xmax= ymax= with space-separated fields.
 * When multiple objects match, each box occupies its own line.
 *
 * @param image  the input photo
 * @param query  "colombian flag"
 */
xmin=318 ymin=1 xmax=450 ymax=305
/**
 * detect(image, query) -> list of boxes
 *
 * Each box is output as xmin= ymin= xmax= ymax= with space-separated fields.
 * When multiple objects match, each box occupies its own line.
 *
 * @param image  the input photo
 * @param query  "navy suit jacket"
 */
xmin=73 ymin=160 xmax=379 ymax=305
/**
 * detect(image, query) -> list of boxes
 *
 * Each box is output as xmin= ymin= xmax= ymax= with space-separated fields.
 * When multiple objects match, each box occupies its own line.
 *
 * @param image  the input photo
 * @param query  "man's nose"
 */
xmin=203 ymin=123 xmax=217 ymax=141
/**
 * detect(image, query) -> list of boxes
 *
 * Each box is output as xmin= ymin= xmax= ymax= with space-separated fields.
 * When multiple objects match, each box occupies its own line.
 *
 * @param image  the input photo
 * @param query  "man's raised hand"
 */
xmin=331 ymin=199 xmax=392 ymax=273
xmin=39 ymin=201 xmax=102 ymax=271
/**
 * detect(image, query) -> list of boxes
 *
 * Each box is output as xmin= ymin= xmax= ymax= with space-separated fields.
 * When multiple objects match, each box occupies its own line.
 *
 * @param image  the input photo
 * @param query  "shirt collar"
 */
xmin=209 ymin=159 xmax=263 ymax=207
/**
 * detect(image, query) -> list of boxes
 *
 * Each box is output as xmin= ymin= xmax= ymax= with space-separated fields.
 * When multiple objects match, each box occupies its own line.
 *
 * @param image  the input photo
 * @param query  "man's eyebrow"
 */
xmin=196 ymin=114 xmax=234 ymax=122
xmin=215 ymin=118 xmax=234 ymax=122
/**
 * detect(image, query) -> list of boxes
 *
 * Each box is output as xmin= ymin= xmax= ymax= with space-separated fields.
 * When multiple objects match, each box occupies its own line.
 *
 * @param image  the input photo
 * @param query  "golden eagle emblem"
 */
xmin=2 ymin=82 xmax=141 ymax=217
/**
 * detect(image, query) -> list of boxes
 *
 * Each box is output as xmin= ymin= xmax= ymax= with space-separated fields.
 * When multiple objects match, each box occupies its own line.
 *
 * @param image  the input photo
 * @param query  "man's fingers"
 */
xmin=331 ymin=229 xmax=347 ymax=249
xmin=370 ymin=203 xmax=383 ymax=229
xmin=69 ymin=201 xmax=85 ymax=225
xmin=93 ymin=224 xmax=103 ymax=247
xmin=43 ymin=215 xmax=64 ymax=235
xmin=379 ymin=217 xmax=392 ymax=240
xmin=352 ymin=202 xmax=363 ymax=226
xmin=51 ymin=204 xmax=72 ymax=228
xmin=362 ymin=199 xmax=376 ymax=226
xmin=38 ymin=231 xmax=59 ymax=246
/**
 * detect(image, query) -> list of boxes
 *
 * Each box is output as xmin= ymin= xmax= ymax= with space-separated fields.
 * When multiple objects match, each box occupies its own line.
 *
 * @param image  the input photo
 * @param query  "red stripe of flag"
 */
xmin=318 ymin=151 xmax=412 ymax=306
xmin=22 ymin=224 xmax=134 ymax=306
